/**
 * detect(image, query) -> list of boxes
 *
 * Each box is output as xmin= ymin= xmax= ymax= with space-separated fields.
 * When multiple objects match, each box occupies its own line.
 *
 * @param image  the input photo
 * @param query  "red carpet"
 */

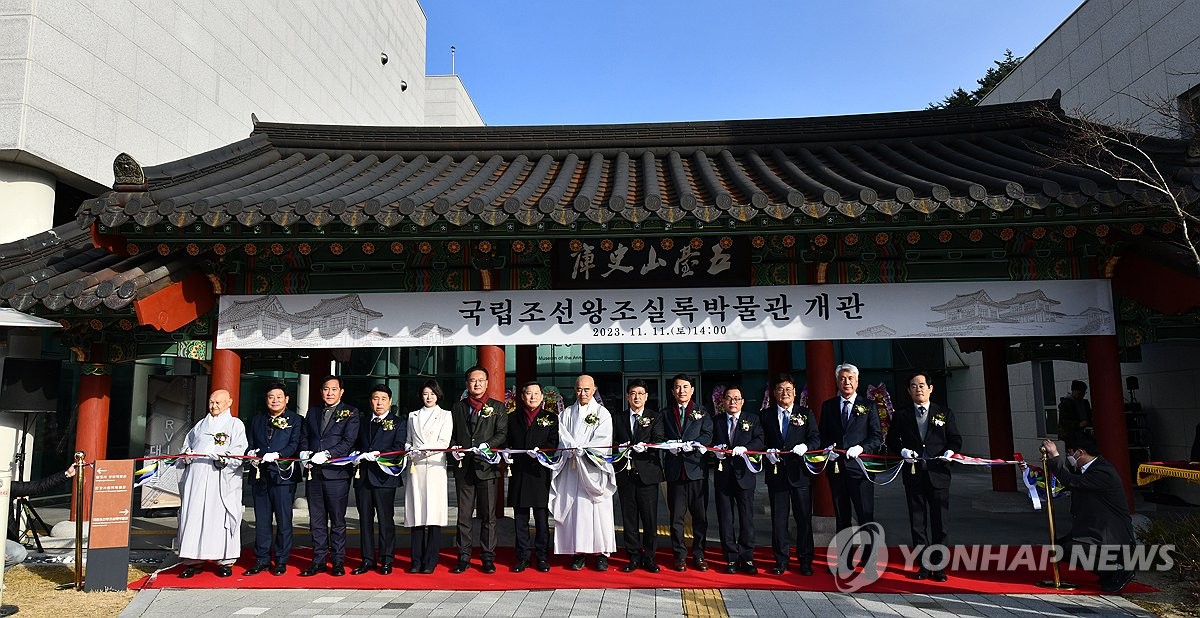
xmin=132 ymin=546 xmax=1155 ymax=594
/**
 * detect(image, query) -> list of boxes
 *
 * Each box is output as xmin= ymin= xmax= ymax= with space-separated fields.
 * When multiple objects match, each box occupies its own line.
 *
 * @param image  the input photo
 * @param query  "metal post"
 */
xmin=73 ymin=451 xmax=85 ymax=590
xmin=1036 ymin=445 xmax=1076 ymax=590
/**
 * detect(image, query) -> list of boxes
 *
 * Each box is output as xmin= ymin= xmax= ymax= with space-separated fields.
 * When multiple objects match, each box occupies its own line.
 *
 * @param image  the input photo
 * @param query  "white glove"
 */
xmin=478 ymin=442 xmax=490 ymax=451
xmin=299 ymin=450 xmax=313 ymax=460
xmin=360 ymin=451 xmax=379 ymax=462
xmin=262 ymin=452 xmax=279 ymax=463
xmin=846 ymin=445 xmax=864 ymax=459
xmin=526 ymin=448 xmax=539 ymax=457
xmin=712 ymin=444 xmax=726 ymax=459
xmin=310 ymin=450 xmax=330 ymax=465
xmin=205 ymin=449 xmax=223 ymax=461
xmin=695 ymin=443 xmax=708 ymax=455
xmin=900 ymin=448 xmax=918 ymax=462
xmin=791 ymin=444 xmax=806 ymax=456
xmin=246 ymin=449 xmax=259 ymax=457
xmin=451 ymin=446 xmax=465 ymax=461
xmin=731 ymin=446 xmax=747 ymax=457
xmin=632 ymin=442 xmax=647 ymax=453
xmin=409 ymin=448 xmax=423 ymax=458
xmin=567 ymin=447 xmax=582 ymax=459
xmin=180 ymin=449 xmax=194 ymax=465
xmin=680 ymin=442 xmax=694 ymax=453
xmin=765 ymin=448 xmax=780 ymax=464
xmin=939 ymin=449 xmax=955 ymax=461
xmin=668 ymin=445 xmax=682 ymax=455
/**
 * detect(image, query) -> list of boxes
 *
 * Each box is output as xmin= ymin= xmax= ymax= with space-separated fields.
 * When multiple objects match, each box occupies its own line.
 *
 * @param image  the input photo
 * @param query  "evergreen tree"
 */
xmin=929 ymin=50 xmax=1022 ymax=109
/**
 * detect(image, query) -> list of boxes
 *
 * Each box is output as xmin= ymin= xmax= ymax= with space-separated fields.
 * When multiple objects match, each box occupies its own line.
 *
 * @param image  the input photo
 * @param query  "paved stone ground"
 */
xmin=120 ymin=588 xmax=1154 ymax=617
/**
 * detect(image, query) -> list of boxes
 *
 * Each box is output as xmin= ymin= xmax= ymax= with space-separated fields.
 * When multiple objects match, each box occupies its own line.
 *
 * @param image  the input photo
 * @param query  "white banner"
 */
xmin=216 ymin=280 xmax=1114 ymax=349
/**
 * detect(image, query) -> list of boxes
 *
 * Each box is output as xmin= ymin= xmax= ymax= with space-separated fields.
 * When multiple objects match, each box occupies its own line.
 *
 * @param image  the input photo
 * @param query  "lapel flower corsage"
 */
xmin=740 ymin=419 xmax=752 ymax=432
xmin=536 ymin=415 xmax=555 ymax=428
xmin=211 ymin=432 xmax=229 ymax=446
xmin=584 ymin=412 xmax=600 ymax=426
xmin=932 ymin=411 xmax=947 ymax=427
xmin=789 ymin=410 xmax=806 ymax=427
xmin=853 ymin=404 xmax=868 ymax=417
xmin=335 ymin=408 xmax=354 ymax=422
xmin=381 ymin=419 xmax=395 ymax=431
xmin=689 ymin=409 xmax=705 ymax=421
xmin=269 ymin=416 xmax=290 ymax=430
xmin=638 ymin=415 xmax=653 ymax=428
xmin=480 ymin=405 xmax=495 ymax=418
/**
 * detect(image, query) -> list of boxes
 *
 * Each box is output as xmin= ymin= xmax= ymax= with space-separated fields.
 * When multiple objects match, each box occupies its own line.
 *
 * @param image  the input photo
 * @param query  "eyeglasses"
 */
xmin=725 ymin=397 xmax=744 ymax=402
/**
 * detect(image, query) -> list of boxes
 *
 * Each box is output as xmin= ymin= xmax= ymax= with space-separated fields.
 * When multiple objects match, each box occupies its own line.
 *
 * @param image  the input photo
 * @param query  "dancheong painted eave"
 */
xmin=77 ymin=95 xmax=1200 ymax=237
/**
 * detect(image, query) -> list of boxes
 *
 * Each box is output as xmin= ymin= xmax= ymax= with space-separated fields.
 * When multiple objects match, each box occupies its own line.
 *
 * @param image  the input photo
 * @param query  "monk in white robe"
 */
xmin=176 ymin=389 xmax=248 ymax=578
xmin=551 ymin=374 xmax=617 ymax=571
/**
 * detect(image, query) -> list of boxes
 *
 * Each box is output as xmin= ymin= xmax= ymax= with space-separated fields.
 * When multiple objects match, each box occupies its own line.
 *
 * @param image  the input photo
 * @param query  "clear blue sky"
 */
xmin=422 ymin=1 xmax=1083 ymax=126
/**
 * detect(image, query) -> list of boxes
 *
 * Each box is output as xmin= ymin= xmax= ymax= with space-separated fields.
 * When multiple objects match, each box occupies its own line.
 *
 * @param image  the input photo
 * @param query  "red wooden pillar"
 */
xmin=308 ymin=350 xmax=333 ymax=409
xmin=72 ymin=362 xmax=112 ymax=521
xmin=982 ymin=340 xmax=1018 ymax=492
xmin=1085 ymin=335 xmax=1134 ymax=511
xmin=210 ymin=348 xmax=242 ymax=417
xmin=805 ymin=340 xmax=835 ymax=517
xmin=478 ymin=344 xmax=506 ymax=516
xmin=515 ymin=345 xmax=536 ymax=386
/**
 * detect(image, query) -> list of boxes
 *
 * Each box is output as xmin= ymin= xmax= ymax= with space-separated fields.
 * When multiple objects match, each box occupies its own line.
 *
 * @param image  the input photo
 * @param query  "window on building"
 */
xmin=1179 ymin=83 xmax=1200 ymax=139
xmin=1037 ymin=361 xmax=1057 ymax=436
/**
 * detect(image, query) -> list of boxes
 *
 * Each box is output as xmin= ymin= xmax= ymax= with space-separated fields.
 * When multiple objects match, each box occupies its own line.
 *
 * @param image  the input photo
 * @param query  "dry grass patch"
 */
xmin=1 ymin=564 xmax=153 ymax=617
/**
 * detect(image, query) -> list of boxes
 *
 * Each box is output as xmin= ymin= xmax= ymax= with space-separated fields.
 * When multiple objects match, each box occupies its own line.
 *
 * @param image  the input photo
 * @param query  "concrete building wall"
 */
xmin=0 ymin=0 xmax=428 ymax=192
xmin=980 ymin=0 xmax=1200 ymax=137
xmin=425 ymin=74 xmax=485 ymax=126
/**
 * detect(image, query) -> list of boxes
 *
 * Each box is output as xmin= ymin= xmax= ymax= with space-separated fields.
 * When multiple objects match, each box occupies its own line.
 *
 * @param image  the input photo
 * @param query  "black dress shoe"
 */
xmin=672 ymin=558 xmax=687 ymax=572
xmin=742 ymin=562 xmax=758 ymax=575
xmin=178 ymin=565 xmax=200 ymax=579
xmin=421 ymin=565 xmax=436 ymax=574
xmin=271 ymin=564 xmax=287 ymax=576
xmin=913 ymin=567 xmax=931 ymax=580
xmin=330 ymin=563 xmax=345 ymax=576
xmin=244 ymin=563 xmax=270 ymax=575
xmin=482 ymin=560 xmax=496 ymax=574
xmin=724 ymin=564 xmax=738 ymax=574
xmin=217 ymin=565 xmax=233 ymax=577
xmin=450 ymin=558 xmax=470 ymax=574
xmin=299 ymin=563 xmax=326 ymax=577
xmin=512 ymin=559 xmax=529 ymax=573
xmin=536 ymin=559 xmax=550 ymax=572
xmin=621 ymin=561 xmax=639 ymax=573
xmin=567 ymin=555 xmax=587 ymax=571
xmin=595 ymin=555 xmax=608 ymax=571
xmin=352 ymin=563 xmax=374 ymax=575
xmin=770 ymin=563 xmax=786 ymax=576
xmin=408 ymin=565 xmax=421 ymax=574
xmin=379 ymin=564 xmax=393 ymax=575
xmin=693 ymin=557 xmax=708 ymax=572
xmin=642 ymin=559 xmax=660 ymax=573
xmin=931 ymin=569 xmax=948 ymax=582
xmin=1102 ymin=570 xmax=1135 ymax=593
xmin=800 ymin=563 xmax=814 ymax=576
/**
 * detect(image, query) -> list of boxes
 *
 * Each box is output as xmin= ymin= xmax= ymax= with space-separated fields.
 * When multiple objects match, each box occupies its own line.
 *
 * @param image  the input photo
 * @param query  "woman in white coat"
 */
xmin=405 ymin=379 xmax=454 ymax=573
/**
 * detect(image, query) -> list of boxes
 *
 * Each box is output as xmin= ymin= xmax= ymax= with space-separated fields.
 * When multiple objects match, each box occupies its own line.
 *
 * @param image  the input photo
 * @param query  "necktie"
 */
xmin=917 ymin=406 xmax=928 ymax=440
xmin=678 ymin=405 xmax=686 ymax=429
xmin=842 ymin=400 xmax=851 ymax=428
xmin=728 ymin=415 xmax=736 ymax=441
xmin=632 ymin=413 xmax=638 ymax=434
xmin=780 ymin=409 xmax=789 ymax=440
xmin=321 ymin=406 xmax=334 ymax=432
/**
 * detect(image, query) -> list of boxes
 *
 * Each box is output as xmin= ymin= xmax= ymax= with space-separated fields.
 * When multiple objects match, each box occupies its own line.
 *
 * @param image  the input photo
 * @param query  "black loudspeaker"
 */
xmin=0 ymin=358 xmax=61 ymax=413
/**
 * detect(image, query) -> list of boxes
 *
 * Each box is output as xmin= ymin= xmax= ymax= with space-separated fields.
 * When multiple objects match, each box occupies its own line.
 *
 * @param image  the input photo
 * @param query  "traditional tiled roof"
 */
xmin=929 ymin=290 xmax=1006 ymax=312
xmin=1001 ymin=290 xmax=1061 ymax=305
xmin=78 ymin=96 xmax=1200 ymax=236
xmin=0 ymin=223 xmax=209 ymax=313
xmin=294 ymin=294 xmax=384 ymax=319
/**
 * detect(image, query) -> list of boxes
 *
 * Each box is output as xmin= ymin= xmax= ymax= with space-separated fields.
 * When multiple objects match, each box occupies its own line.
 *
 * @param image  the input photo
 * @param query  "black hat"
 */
xmin=1070 ymin=380 xmax=1087 ymax=393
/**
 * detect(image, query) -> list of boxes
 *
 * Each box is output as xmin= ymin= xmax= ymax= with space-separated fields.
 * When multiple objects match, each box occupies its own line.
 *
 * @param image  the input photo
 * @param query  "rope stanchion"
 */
xmin=1035 ymin=444 xmax=1077 ymax=590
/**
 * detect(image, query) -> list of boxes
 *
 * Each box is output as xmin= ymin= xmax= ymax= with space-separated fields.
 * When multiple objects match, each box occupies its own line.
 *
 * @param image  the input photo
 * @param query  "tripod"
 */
xmin=7 ymin=410 xmax=54 ymax=552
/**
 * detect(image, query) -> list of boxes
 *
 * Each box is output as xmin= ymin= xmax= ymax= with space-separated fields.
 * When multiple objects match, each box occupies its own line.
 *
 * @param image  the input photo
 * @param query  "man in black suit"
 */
xmin=885 ymin=371 xmax=962 ymax=582
xmin=711 ymin=385 xmax=765 ymax=574
xmin=1044 ymin=433 xmax=1137 ymax=593
xmin=819 ymin=363 xmax=883 ymax=532
xmin=352 ymin=384 xmax=408 ymax=575
xmin=1058 ymin=380 xmax=1093 ymax=435
xmin=244 ymin=382 xmax=302 ymax=576
xmin=762 ymin=374 xmax=821 ymax=576
xmin=507 ymin=381 xmax=559 ymax=573
xmin=299 ymin=375 xmax=361 ymax=577
xmin=662 ymin=373 xmax=713 ymax=572
xmin=449 ymin=365 xmax=508 ymax=574
xmin=613 ymin=378 xmax=665 ymax=573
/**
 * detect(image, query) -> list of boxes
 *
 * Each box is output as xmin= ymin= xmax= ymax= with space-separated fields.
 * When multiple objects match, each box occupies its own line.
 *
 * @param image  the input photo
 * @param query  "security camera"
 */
xmin=380 ymin=52 xmax=388 ymax=65
xmin=400 ymin=80 xmax=408 ymax=92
